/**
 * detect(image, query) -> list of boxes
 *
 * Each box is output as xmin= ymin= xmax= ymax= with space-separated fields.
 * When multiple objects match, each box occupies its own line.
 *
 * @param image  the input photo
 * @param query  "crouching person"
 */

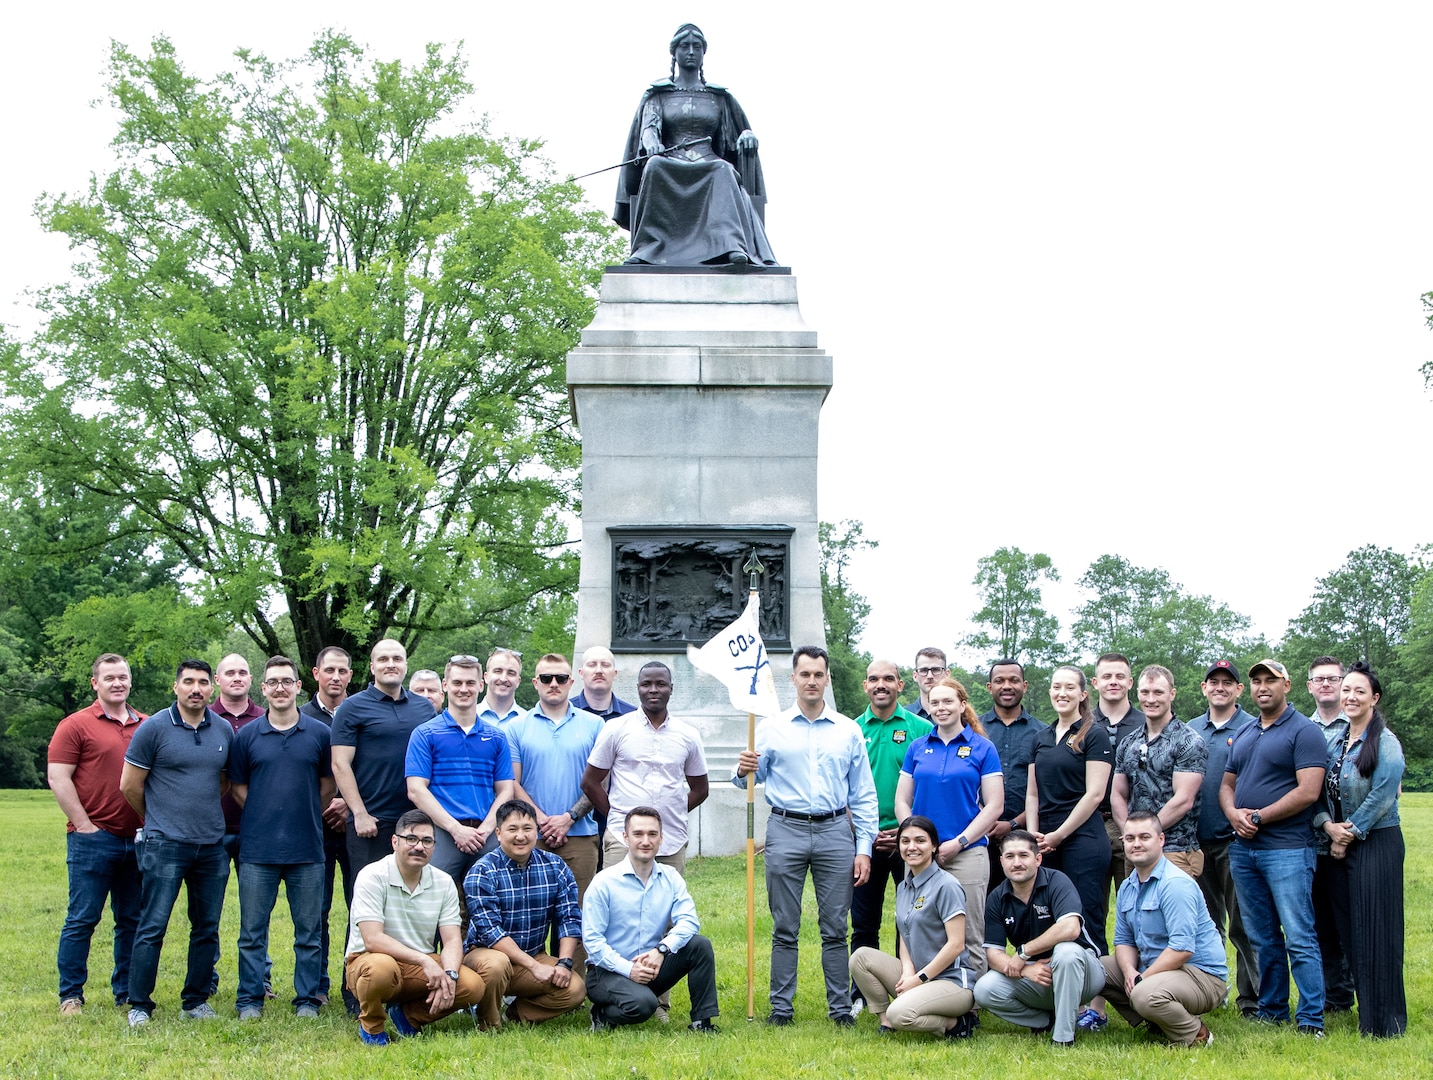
xmin=973 ymin=830 xmax=1106 ymax=1047
xmin=343 ymin=810 xmax=484 ymax=1045
xmin=1098 ymin=811 xmax=1227 ymax=1047
xmin=462 ymin=799 xmax=587 ymax=1028
xmin=583 ymin=807 xmax=719 ymax=1032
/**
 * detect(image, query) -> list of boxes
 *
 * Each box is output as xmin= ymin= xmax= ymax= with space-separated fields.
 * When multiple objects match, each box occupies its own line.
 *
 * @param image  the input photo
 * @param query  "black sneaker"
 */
xmin=832 ymin=1013 xmax=856 ymax=1028
xmin=944 ymin=1013 xmax=975 ymax=1039
xmin=688 ymin=1018 xmax=719 ymax=1033
xmin=765 ymin=1013 xmax=794 ymax=1026
xmin=1297 ymin=1025 xmax=1325 ymax=1039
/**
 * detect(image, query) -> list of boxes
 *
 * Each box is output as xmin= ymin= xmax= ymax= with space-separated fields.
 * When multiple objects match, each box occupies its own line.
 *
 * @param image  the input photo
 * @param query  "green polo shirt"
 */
xmin=857 ymin=705 xmax=933 ymax=830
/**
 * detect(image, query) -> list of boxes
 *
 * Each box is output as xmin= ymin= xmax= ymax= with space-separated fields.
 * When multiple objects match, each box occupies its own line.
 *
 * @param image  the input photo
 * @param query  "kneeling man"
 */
xmin=583 ymin=807 xmax=719 ymax=1032
xmin=343 ymin=810 xmax=485 ymax=1045
xmin=973 ymin=830 xmax=1105 ymax=1047
xmin=1099 ymin=811 xmax=1227 ymax=1047
xmin=462 ymin=800 xmax=587 ymax=1027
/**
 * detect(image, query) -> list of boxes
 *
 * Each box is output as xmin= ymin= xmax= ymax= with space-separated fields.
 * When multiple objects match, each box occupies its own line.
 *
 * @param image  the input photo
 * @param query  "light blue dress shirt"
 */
xmin=582 ymin=858 xmax=699 ymax=978
xmin=731 ymin=705 xmax=879 ymax=857
xmin=1113 ymin=856 xmax=1228 ymax=979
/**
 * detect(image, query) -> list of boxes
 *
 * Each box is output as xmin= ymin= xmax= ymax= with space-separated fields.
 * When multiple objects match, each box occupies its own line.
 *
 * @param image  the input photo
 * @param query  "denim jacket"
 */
xmin=1312 ymin=726 xmax=1403 ymax=840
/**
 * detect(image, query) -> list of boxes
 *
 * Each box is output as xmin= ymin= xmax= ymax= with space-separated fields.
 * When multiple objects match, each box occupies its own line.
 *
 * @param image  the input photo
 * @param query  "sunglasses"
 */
xmin=536 ymin=673 xmax=572 ymax=686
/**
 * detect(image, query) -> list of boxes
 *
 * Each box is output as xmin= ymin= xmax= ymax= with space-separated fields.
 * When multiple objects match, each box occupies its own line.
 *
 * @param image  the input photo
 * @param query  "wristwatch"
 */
xmin=444 ymin=969 xmax=460 ymax=981
xmin=1250 ymin=811 xmax=1263 ymax=827
xmin=556 ymin=957 xmax=575 ymax=970
xmin=1017 ymin=947 xmax=1032 ymax=962
xmin=917 ymin=972 xmax=929 ymax=983
xmin=656 ymin=943 xmax=671 ymax=955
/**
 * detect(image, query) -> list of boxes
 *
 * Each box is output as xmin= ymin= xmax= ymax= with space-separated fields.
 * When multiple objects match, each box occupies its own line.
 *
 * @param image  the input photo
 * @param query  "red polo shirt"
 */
xmin=47 ymin=701 xmax=148 ymax=837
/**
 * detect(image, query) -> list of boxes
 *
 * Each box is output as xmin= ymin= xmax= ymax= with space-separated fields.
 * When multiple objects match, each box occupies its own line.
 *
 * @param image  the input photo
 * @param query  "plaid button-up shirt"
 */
xmin=462 ymin=847 xmax=581 ymax=954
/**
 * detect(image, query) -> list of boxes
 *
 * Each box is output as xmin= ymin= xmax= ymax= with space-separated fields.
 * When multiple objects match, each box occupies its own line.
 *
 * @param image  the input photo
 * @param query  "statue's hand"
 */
xmin=737 ymin=129 xmax=758 ymax=152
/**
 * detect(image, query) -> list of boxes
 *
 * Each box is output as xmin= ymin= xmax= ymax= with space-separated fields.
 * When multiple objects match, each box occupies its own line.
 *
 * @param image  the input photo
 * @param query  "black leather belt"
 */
xmin=770 ymin=807 xmax=842 ymax=823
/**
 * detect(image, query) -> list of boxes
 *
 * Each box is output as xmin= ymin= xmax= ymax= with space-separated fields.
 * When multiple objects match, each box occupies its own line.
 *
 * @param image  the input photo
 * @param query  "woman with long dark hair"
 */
xmin=1026 ymin=666 xmax=1113 ymax=954
xmin=848 ymin=816 xmax=979 ymax=1038
xmin=1314 ymin=661 xmax=1406 ymax=1037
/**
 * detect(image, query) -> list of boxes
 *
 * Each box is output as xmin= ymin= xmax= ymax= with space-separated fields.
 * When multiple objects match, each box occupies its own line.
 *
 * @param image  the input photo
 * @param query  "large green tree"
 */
xmin=819 ymin=519 xmax=877 ymax=715
xmin=0 ymin=33 xmax=619 ymax=674
xmin=963 ymin=547 xmax=1062 ymax=668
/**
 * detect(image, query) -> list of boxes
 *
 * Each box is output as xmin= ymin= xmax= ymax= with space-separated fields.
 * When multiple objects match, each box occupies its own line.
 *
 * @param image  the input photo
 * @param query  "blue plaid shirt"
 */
xmin=462 ymin=847 xmax=581 ymax=955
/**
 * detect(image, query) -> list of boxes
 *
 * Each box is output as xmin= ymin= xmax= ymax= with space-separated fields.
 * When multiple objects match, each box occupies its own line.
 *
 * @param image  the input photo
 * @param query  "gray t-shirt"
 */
xmin=896 ymin=862 xmax=976 ymax=988
xmin=124 ymin=706 xmax=232 ymax=845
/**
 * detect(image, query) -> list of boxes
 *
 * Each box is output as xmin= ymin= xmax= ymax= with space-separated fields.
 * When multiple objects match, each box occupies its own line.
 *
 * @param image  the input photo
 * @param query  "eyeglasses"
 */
xmin=396 ymin=834 xmax=436 ymax=848
xmin=536 ymin=673 xmax=572 ymax=685
xmin=1310 ymin=675 xmax=1342 ymax=685
xmin=262 ymin=677 xmax=298 ymax=688
xmin=915 ymin=667 xmax=948 ymax=677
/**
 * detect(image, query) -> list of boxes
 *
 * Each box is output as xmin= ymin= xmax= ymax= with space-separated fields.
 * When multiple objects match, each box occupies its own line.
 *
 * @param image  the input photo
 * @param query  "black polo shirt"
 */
xmin=329 ymin=684 xmax=433 ymax=823
xmin=1094 ymin=704 xmax=1145 ymax=813
xmin=1031 ymin=722 xmax=1112 ymax=840
xmin=984 ymin=865 xmax=1099 ymax=958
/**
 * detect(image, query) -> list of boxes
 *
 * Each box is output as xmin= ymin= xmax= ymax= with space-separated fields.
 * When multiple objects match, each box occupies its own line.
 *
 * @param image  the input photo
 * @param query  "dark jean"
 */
xmin=237 ymin=861 xmax=324 ymax=1011
xmin=128 ymin=836 xmax=229 ymax=1014
xmin=1229 ymin=842 xmax=1324 ymax=1028
xmin=587 ymin=934 xmax=719 ymax=1026
xmin=320 ymin=831 xmax=355 ymax=1005
xmin=57 ymin=829 xmax=141 ymax=1004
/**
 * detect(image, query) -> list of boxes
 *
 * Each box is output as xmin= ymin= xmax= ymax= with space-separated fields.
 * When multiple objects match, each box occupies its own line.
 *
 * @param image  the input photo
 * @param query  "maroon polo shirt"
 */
xmin=214 ymin=697 xmax=265 ymax=833
xmin=48 ymin=700 xmax=148 ymax=837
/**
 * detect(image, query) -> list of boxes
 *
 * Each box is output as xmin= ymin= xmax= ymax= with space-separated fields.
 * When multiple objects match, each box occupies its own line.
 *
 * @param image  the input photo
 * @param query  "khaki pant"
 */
xmin=937 ymin=845 xmax=990 ymax=977
xmin=1164 ymin=848 xmax=1205 ymax=878
xmin=848 ymin=947 xmax=974 ymax=1034
xmin=1099 ymin=955 xmax=1226 ymax=1045
xmin=344 ymin=951 xmax=484 ymax=1035
xmin=538 ymin=834 xmax=598 ymax=968
xmin=602 ymin=835 xmax=688 ymax=875
xmin=461 ymin=948 xmax=585 ymax=1028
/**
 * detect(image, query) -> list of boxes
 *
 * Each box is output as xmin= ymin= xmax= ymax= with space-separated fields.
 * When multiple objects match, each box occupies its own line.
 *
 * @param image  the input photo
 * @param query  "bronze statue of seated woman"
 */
xmin=613 ymin=24 xmax=777 ymax=268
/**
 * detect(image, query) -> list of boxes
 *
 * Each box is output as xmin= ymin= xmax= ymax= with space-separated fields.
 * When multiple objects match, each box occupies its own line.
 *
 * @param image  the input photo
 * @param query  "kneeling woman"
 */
xmin=849 ymin=816 xmax=978 ymax=1038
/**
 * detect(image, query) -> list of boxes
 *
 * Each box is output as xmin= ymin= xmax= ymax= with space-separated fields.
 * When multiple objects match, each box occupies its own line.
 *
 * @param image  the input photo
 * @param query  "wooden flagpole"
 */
xmin=741 ymin=550 xmax=765 ymax=1022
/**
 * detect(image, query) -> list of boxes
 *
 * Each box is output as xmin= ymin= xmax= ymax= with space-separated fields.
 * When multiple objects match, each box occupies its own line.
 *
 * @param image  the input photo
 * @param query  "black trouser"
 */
xmin=849 ymin=847 xmax=905 ymax=958
xmin=320 ymin=830 xmax=357 ymax=1012
xmin=1325 ymin=827 xmax=1407 ymax=1038
xmin=1041 ymin=826 xmax=1112 ymax=955
xmin=345 ymin=821 xmax=397 ymax=874
xmin=1313 ymin=852 xmax=1356 ymax=1011
xmin=587 ymin=934 xmax=719 ymax=1026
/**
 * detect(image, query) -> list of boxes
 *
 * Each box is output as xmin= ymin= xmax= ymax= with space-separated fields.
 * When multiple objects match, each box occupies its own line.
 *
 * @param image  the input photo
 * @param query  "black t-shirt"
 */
xmin=1032 ymin=721 xmax=1113 ymax=839
xmin=984 ymin=866 xmax=1099 ymax=958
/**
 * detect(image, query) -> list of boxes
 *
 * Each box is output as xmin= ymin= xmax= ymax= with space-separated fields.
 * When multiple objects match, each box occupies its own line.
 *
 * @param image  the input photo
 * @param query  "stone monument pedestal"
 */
xmin=566 ymin=268 xmax=832 ymax=855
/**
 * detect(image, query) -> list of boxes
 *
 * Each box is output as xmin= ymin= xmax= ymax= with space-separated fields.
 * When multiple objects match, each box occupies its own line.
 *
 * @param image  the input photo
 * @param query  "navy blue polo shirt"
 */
xmin=1225 ymin=705 xmax=1326 ymax=849
xmin=570 ymin=690 xmax=637 ymax=722
xmin=228 ymin=713 xmax=332 ymax=864
xmin=1187 ymin=707 xmax=1255 ymax=843
xmin=330 ymin=684 xmax=434 ymax=823
xmin=124 ymin=705 xmax=233 ymax=845
xmin=980 ymin=708 xmax=1046 ymax=820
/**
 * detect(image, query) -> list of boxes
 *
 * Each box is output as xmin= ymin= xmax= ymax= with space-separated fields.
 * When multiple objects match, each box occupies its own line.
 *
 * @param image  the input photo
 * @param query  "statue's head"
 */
xmin=669 ymin=24 xmax=707 ymax=55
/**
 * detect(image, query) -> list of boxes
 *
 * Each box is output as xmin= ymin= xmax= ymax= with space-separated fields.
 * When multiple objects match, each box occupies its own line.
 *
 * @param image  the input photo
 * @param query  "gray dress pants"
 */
xmin=765 ymin=812 xmax=854 ymax=1019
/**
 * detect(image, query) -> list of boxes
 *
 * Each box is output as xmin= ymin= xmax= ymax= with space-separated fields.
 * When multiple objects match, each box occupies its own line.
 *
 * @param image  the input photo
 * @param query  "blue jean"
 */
xmin=127 ymin=836 xmax=229 ymax=1014
xmin=237 ymin=861 xmax=324 ymax=1010
xmin=57 ymin=829 xmax=141 ymax=1004
xmin=1229 ymin=842 xmax=1324 ymax=1028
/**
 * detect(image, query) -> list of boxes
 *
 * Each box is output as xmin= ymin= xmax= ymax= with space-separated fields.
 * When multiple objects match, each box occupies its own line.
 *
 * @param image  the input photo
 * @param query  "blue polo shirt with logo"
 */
xmin=405 ymin=712 xmax=514 ymax=822
xmin=901 ymin=726 xmax=1002 ymax=847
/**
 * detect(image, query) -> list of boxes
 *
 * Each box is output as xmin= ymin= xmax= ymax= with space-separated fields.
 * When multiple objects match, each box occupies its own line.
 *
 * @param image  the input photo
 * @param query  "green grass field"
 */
xmin=3 ymin=789 xmax=1428 ymax=1078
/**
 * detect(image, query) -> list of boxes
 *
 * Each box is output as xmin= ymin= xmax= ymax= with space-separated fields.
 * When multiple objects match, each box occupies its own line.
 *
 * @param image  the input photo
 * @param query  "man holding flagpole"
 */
xmin=734 ymin=645 xmax=878 ymax=1027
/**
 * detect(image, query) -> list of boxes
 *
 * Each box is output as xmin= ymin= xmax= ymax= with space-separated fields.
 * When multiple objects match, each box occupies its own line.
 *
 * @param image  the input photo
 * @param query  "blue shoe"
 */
xmin=1075 ymin=1008 xmax=1108 ymax=1032
xmin=359 ymin=1024 xmax=390 ymax=1046
xmin=386 ymin=1003 xmax=422 ymax=1038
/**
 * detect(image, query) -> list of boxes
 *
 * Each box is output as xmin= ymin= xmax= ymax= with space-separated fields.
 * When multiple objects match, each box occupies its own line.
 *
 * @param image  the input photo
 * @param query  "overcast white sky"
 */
xmin=4 ymin=3 xmax=1431 ymax=665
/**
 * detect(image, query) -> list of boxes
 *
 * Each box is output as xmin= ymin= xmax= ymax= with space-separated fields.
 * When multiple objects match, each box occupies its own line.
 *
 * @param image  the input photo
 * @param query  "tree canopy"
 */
xmin=0 ymin=32 xmax=620 ymax=675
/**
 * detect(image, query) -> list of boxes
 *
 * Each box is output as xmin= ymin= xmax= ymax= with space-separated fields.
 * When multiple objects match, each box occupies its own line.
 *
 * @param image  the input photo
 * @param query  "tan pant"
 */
xmin=1164 ymin=848 xmax=1205 ymax=878
xmin=538 ymin=834 xmax=598 ymax=968
xmin=848 ymin=947 xmax=974 ymax=1035
xmin=1099 ymin=955 xmax=1226 ymax=1045
xmin=602 ymin=835 xmax=688 ymax=875
xmin=344 ymin=952 xmax=485 ymax=1035
xmin=1105 ymin=816 xmax=1131 ymax=888
xmin=461 ymin=948 xmax=586 ymax=1028
xmin=937 ymin=845 xmax=990 ymax=977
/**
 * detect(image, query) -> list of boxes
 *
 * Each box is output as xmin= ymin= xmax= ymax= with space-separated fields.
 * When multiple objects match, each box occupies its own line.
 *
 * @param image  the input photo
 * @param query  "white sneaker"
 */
xmin=128 ymin=1007 xmax=151 ymax=1029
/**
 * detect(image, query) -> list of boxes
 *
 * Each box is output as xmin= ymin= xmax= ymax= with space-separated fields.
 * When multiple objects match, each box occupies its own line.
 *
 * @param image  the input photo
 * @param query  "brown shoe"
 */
xmin=60 ymin=998 xmax=83 ymax=1017
xmin=1191 ymin=1023 xmax=1214 ymax=1048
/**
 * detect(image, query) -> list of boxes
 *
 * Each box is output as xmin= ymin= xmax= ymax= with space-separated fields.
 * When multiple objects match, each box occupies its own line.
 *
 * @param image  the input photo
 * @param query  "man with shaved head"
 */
xmin=571 ymin=646 xmax=637 ymax=722
xmin=847 ymin=659 xmax=931 ymax=1013
xmin=330 ymin=639 xmax=436 ymax=871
